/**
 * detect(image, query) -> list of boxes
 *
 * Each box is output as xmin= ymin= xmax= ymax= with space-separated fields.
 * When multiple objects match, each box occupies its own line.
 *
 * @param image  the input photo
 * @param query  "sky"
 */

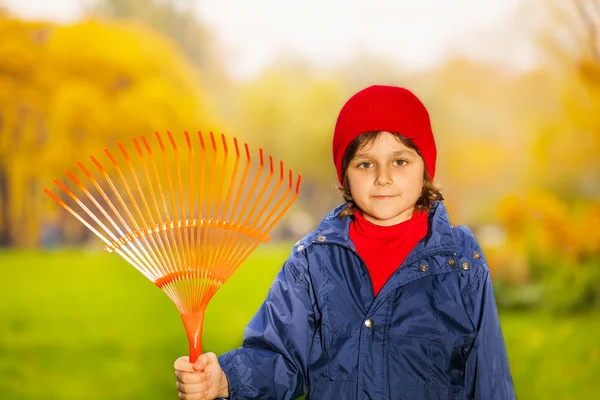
xmin=3 ymin=0 xmax=538 ymax=80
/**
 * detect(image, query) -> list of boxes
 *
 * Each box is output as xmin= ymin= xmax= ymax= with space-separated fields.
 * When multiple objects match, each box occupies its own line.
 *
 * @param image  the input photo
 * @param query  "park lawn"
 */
xmin=0 ymin=247 xmax=598 ymax=399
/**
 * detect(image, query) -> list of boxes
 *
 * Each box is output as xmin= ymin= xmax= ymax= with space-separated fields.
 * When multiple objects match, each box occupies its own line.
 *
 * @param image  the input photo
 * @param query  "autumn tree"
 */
xmin=87 ymin=0 xmax=233 ymax=115
xmin=528 ymin=0 xmax=600 ymax=196
xmin=0 ymin=15 xmax=219 ymax=247
xmin=228 ymin=64 xmax=349 ymax=219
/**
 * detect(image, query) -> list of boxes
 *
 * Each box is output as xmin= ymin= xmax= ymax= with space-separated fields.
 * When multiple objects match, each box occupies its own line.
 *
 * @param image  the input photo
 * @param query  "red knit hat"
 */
xmin=333 ymin=85 xmax=436 ymax=183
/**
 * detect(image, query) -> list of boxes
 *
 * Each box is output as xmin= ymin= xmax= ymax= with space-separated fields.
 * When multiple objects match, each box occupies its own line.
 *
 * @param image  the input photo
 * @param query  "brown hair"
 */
xmin=337 ymin=131 xmax=443 ymax=219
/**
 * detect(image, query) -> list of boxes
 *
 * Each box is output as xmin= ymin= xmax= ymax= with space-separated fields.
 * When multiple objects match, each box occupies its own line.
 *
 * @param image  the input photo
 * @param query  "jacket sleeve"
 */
xmin=217 ymin=253 xmax=316 ymax=399
xmin=462 ymin=241 xmax=515 ymax=399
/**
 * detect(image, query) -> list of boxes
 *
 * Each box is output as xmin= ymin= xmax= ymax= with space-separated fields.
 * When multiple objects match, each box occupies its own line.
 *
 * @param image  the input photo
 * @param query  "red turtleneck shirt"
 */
xmin=349 ymin=209 xmax=429 ymax=296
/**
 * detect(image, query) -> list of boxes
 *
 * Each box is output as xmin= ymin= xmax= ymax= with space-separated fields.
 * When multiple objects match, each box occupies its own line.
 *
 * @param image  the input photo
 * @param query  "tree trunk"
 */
xmin=0 ymin=160 xmax=12 ymax=247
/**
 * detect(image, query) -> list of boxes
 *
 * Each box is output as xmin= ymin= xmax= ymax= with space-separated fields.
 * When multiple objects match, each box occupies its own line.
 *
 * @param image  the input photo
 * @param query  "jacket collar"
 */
xmin=313 ymin=200 xmax=457 ymax=259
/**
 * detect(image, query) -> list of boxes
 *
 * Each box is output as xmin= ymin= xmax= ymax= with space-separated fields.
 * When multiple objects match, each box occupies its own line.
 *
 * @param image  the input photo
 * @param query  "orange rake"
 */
xmin=43 ymin=131 xmax=301 ymax=362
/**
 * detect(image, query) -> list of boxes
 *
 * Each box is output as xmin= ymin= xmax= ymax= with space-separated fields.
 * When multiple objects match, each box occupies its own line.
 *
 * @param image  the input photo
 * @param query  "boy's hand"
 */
xmin=174 ymin=352 xmax=229 ymax=399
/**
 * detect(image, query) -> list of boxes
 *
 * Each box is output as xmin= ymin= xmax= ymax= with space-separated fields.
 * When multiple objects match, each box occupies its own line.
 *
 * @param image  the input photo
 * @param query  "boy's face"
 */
xmin=346 ymin=131 xmax=425 ymax=226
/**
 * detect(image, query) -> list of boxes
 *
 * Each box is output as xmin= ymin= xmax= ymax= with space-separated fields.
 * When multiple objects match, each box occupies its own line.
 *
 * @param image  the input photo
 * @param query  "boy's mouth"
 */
xmin=372 ymin=195 xmax=397 ymax=199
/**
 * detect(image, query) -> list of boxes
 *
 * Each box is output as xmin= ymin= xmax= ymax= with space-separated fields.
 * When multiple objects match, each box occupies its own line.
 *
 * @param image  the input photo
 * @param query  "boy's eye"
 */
xmin=357 ymin=162 xmax=372 ymax=169
xmin=394 ymin=159 xmax=408 ymax=166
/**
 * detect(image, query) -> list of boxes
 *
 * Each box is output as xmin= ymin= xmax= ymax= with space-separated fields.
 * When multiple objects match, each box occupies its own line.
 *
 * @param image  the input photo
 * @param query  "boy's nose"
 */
xmin=374 ymin=167 xmax=392 ymax=186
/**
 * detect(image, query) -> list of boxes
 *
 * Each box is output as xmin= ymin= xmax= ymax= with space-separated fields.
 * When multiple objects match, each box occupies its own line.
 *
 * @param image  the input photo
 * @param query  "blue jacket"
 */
xmin=218 ymin=201 xmax=515 ymax=399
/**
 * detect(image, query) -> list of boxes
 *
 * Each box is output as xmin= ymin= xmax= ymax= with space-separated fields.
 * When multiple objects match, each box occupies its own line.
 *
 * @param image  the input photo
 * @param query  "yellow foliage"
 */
xmin=0 ymin=16 xmax=220 ymax=247
xmin=497 ymin=190 xmax=600 ymax=268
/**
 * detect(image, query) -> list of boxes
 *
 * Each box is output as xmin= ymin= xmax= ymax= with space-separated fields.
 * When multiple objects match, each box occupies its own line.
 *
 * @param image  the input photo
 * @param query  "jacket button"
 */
xmin=364 ymin=318 xmax=374 ymax=328
xmin=297 ymin=245 xmax=305 ymax=252
xmin=419 ymin=264 xmax=428 ymax=272
xmin=317 ymin=235 xmax=326 ymax=242
xmin=448 ymin=258 xmax=456 ymax=266
xmin=473 ymin=251 xmax=481 ymax=260
xmin=461 ymin=262 xmax=471 ymax=270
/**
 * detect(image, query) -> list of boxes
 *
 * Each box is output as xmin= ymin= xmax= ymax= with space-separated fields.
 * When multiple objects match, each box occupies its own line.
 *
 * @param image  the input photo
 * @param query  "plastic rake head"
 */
xmin=43 ymin=131 xmax=302 ymax=362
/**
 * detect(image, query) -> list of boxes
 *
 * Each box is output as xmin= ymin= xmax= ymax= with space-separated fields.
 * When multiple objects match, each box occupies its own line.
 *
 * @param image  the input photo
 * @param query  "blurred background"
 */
xmin=0 ymin=0 xmax=599 ymax=398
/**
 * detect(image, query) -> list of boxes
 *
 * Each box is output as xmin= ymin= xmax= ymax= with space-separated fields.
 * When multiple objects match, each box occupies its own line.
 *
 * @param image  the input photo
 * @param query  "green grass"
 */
xmin=0 ymin=246 xmax=288 ymax=399
xmin=502 ymin=310 xmax=600 ymax=399
xmin=0 ymin=247 xmax=599 ymax=399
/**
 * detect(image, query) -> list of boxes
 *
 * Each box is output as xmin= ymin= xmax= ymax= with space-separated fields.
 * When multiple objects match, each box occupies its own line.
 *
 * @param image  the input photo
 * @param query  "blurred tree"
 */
xmin=530 ymin=0 xmax=600 ymax=197
xmin=496 ymin=191 xmax=600 ymax=311
xmin=0 ymin=15 xmax=219 ymax=247
xmin=87 ymin=0 xmax=233 ymax=117
xmin=89 ymin=0 xmax=214 ymax=73
xmin=230 ymin=64 xmax=348 ymax=219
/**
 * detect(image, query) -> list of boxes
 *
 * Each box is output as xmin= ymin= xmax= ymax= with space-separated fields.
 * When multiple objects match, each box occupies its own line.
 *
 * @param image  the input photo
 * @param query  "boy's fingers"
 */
xmin=175 ymin=371 xmax=209 ymax=384
xmin=176 ymin=380 xmax=211 ymax=394
xmin=174 ymin=356 xmax=194 ymax=372
xmin=193 ymin=352 xmax=216 ymax=371
xmin=177 ymin=390 xmax=209 ymax=400
xmin=192 ymin=354 xmax=209 ymax=371
xmin=177 ymin=393 xmax=207 ymax=400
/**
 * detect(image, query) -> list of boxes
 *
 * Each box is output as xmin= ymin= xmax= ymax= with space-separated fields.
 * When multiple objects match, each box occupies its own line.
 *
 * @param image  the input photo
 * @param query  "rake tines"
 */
xmin=43 ymin=131 xmax=302 ymax=362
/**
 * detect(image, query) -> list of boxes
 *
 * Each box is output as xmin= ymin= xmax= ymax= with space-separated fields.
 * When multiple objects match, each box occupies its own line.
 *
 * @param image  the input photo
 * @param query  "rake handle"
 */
xmin=181 ymin=311 xmax=205 ymax=363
